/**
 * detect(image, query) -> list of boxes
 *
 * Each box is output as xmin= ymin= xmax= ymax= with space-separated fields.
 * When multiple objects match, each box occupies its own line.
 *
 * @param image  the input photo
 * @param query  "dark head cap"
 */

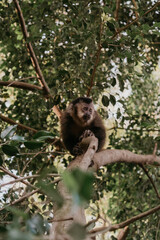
xmin=71 ymin=97 xmax=93 ymax=105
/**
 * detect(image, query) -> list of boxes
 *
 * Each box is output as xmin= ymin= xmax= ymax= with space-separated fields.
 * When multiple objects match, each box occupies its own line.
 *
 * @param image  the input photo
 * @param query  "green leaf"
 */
xmin=38 ymin=181 xmax=63 ymax=208
xmin=27 ymin=215 xmax=45 ymax=235
xmin=11 ymin=135 xmax=25 ymax=142
xmin=117 ymin=108 xmax=121 ymax=119
xmin=152 ymin=22 xmax=160 ymax=28
xmin=7 ymin=229 xmax=32 ymax=240
xmin=24 ymin=141 xmax=44 ymax=149
xmin=2 ymin=144 xmax=19 ymax=156
xmin=110 ymin=94 xmax=116 ymax=106
xmin=62 ymin=171 xmax=79 ymax=193
xmin=102 ymin=95 xmax=109 ymax=107
xmin=119 ymin=78 xmax=125 ymax=91
xmin=1 ymin=125 xmax=17 ymax=139
xmin=62 ymin=169 xmax=94 ymax=204
xmin=33 ymin=131 xmax=55 ymax=141
xmin=107 ymin=21 xmax=115 ymax=32
xmin=7 ymin=206 xmax=28 ymax=219
xmin=111 ymin=78 xmax=116 ymax=87
xmin=0 ymin=155 xmax=3 ymax=166
xmin=53 ymin=95 xmax=61 ymax=105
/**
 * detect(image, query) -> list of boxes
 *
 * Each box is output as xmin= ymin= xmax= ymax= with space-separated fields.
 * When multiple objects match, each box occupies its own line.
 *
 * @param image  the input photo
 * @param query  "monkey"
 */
xmin=60 ymin=97 xmax=106 ymax=156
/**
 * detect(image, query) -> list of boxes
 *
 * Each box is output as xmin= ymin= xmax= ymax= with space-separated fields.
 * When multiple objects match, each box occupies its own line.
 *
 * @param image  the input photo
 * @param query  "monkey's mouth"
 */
xmin=82 ymin=114 xmax=91 ymax=122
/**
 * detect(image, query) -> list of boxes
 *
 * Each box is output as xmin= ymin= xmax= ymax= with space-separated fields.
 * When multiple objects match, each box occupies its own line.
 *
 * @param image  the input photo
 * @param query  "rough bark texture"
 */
xmin=50 ymin=136 xmax=98 ymax=240
xmin=49 ymin=138 xmax=160 ymax=239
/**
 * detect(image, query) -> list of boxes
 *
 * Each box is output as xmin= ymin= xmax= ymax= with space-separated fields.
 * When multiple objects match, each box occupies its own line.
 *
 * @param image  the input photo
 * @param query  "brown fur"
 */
xmin=60 ymin=97 xmax=106 ymax=155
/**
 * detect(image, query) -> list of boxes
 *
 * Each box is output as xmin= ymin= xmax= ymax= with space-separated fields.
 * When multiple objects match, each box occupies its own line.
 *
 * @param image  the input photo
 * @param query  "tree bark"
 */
xmin=49 ymin=136 xmax=98 ymax=240
xmin=49 ymin=140 xmax=160 ymax=239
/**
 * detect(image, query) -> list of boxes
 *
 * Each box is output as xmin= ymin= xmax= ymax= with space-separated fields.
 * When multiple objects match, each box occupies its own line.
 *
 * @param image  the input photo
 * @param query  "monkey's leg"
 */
xmin=72 ymin=143 xmax=84 ymax=156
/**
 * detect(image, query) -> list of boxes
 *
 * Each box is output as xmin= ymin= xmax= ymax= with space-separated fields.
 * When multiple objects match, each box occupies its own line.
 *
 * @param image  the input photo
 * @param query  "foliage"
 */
xmin=0 ymin=0 xmax=160 ymax=239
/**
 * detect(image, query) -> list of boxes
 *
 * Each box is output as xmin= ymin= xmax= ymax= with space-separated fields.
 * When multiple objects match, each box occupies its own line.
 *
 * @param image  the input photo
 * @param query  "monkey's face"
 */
xmin=74 ymin=102 xmax=95 ymax=126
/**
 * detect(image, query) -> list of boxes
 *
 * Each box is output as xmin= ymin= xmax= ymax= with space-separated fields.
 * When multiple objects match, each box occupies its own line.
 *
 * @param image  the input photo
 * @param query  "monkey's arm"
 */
xmin=61 ymin=131 xmax=77 ymax=154
xmin=90 ymin=126 xmax=106 ymax=151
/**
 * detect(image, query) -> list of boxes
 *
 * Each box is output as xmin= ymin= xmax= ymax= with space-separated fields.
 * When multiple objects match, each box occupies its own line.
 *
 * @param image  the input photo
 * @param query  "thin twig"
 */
xmin=0 ymin=189 xmax=39 ymax=212
xmin=108 ymin=126 xmax=160 ymax=132
xmin=112 ymin=1 xmax=160 ymax=39
xmin=0 ymin=167 xmax=37 ymax=190
xmin=89 ymin=204 xmax=160 ymax=237
xmin=153 ymin=143 xmax=157 ymax=156
xmin=87 ymin=16 xmax=103 ymax=97
xmin=139 ymin=164 xmax=160 ymax=199
xmin=131 ymin=0 xmax=139 ymax=19
xmin=20 ymin=144 xmax=51 ymax=175
xmin=0 ymin=173 xmax=60 ymax=188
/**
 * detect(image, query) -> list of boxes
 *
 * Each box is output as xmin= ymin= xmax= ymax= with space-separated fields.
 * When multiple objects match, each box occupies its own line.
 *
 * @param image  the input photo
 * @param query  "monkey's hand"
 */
xmin=79 ymin=130 xmax=95 ymax=142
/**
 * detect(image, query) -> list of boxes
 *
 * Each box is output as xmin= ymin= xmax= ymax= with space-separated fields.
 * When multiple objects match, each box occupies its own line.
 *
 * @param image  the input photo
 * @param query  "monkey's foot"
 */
xmin=72 ymin=143 xmax=84 ymax=156
xmin=79 ymin=130 xmax=95 ymax=142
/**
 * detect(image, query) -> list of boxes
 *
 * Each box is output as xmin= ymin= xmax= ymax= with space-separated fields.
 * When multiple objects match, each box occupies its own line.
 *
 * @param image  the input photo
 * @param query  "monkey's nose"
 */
xmin=83 ymin=114 xmax=90 ymax=121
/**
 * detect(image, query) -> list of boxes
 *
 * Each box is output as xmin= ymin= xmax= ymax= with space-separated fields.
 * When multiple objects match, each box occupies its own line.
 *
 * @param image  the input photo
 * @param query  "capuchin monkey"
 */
xmin=60 ymin=97 xmax=106 ymax=156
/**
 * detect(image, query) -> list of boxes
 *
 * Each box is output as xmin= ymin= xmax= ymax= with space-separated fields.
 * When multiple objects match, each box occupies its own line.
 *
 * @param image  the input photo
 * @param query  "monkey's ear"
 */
xmin=67 ymin=103 xmax=74 ymax=113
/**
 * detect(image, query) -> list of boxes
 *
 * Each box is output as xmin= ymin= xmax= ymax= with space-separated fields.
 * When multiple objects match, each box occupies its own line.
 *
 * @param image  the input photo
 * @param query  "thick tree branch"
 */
xmin=0 ymin=81 xmax=43 ymax=91
xmin=68 ymin=136 xmax=98 ymax=170
xmin=13 ymin=0 xmax=50 ymax=95
xmin=50 ymin=136 xmax=98 ymax=240
xmin=89 ymin=204 xmax=160 ymax=237
xmin=92 ymin=149 xmax=160 ymax=169
xmin=0 ymin=114 xmax=37 ymax=133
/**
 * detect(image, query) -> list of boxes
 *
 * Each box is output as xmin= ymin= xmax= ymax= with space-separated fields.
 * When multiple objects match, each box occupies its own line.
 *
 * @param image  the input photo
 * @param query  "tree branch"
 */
xmin=52 ymin=105 xmax=62 ymax=119
xmin=89 ymin=204 xmax=160 ymax=237
xmin=0 ymin=114 xmax=37 ymax=133
xmin=87 ymin=15 xmax=103 ymax=97
xmin=117 ymin=226 xmax=129 ymax=240
xmin=0 ymin=189 xmax=39 ymax=212
xmin=112 ymin=1 xmax=160 ymax=39
xmin=139 ymin=164 xmax=160 ymax=199
xmin=13 ymin=0 xmax=50 ymax=95
xmin=0 ymin=166 xmax=37 ymax=190
xmin=0 ymin=173 xmax=59 ymax=188
xmin=0 ymin=81 xmax=43 ymax=91
xmin=108 ymin=126 xmax=160 ymax=132
xmin=114 ymin=0 xmax=121 ymax=21
xmin=132 ymin=0 xmax=139 ymax=19
xmin=92 ymin=149 xmax=160 ymax=169
xmin=12 ymin=0 xmax=62 ymax=119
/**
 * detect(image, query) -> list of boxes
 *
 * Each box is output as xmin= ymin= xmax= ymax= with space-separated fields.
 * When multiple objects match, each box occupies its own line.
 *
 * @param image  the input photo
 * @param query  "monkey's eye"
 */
xmin=89 ymin=108 xmax=92 ymax=113
xmin=83 ymin=107 xmax=88 ymax=111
